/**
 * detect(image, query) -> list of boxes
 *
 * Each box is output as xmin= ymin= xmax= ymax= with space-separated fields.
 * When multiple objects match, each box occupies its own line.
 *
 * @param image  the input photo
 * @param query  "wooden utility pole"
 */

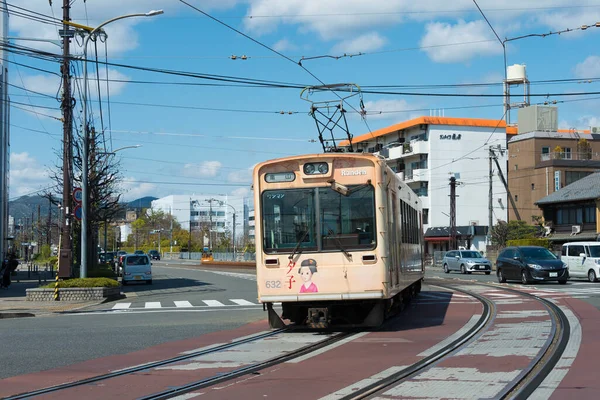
xmin=58 ymin=0 xmax=73 ymax=277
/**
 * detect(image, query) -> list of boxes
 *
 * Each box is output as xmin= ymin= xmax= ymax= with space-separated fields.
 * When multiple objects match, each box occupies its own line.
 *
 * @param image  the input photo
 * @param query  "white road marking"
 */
xmin=145 ymin=302 xmax=162 ymax=309
xmin=174 ymin=301 xmax=193 ymax=308
xmin=230 ymin=299 xmax=256 ymax=306
xmin=202 ymin=300 xmax=226 ymax=307
xmin=112 ymin=303 xmax=131 ymax=309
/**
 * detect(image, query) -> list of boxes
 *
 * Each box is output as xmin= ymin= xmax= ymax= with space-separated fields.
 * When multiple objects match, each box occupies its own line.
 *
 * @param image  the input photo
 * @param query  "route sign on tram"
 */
xmin=73 ymin=187 xmax=82 ymax=203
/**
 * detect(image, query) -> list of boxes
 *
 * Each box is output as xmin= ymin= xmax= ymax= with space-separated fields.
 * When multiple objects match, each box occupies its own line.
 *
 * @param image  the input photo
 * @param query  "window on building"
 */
xmin=191 ymin=211 xmax=199 ymax=216
xmin=199 ymin=211 xmax=208 ymax=216
xmin=217 ymin=211 xmax=225 ymax=217
xmin=566 ymin=171 xmax=592 ymax=186
xmin=515 ymin=164 xmax=518 ymax=170
xmin=515 ymin=195 xmax=518 ymax=202
xmin=564 ymin=147 xmax=572 ymax=159
xmin=541 ymin=147 xmax=550 ymax=154
xmin=423 ymin=209 xmax=429 ymax=225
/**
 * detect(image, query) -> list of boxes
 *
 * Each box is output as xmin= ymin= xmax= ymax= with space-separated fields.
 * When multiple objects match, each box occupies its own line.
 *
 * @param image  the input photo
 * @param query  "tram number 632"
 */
xmin=265 ymin=280 xmax=282 ymax=288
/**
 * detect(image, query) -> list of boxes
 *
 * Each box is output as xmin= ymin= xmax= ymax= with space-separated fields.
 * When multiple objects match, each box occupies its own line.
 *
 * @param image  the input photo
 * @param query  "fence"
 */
xmin=162 ymin=251 xmax=256 ymax=262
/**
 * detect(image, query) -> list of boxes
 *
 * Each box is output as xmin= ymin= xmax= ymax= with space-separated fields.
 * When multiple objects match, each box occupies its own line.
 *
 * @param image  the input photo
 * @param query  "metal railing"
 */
xmin=540 ymin=151 xmax=600 ymax=161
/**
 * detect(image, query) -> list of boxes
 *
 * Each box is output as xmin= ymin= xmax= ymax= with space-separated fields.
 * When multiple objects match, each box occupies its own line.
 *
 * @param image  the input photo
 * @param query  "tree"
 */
xmin=491 ymin=220 xmax=539 ymax=247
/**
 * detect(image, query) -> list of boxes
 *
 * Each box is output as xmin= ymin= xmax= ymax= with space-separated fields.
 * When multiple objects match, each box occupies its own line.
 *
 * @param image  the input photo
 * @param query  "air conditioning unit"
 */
xmin=592 ymin=127 xmax=600 ymax=134
xmin=572 ymin=225 xmax=582 ymax=235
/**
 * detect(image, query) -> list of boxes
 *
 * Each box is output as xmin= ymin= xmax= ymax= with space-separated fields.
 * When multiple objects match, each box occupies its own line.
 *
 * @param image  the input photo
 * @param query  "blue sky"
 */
xmin=7 ymin=0 xmax=600 ymax=201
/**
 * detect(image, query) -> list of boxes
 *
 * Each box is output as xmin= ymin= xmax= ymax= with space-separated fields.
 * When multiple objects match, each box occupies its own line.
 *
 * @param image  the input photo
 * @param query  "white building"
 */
xmin=151 ymin=194 xmax=245 ymax=245
xmin=344 ymin=116 xmax=508 ymax=254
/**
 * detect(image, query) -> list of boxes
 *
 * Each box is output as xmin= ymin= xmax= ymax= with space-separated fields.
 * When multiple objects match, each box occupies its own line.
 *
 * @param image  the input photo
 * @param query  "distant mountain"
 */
xmin=9 ymin=195 xmax=54 ymax=222
xmin=127 ymin=196 xmax=158 ymax=209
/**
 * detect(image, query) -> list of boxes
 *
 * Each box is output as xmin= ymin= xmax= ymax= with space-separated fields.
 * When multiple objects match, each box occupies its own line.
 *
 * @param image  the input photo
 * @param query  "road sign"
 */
xmin=73 ymin=187 xmax=83 ymax=203
xmin=73 ymin=205 xmax=82 ymax=221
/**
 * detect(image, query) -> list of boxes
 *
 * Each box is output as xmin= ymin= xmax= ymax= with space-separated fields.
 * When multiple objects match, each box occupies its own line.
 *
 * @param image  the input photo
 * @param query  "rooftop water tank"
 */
xmin=506 ymin=64 xmax=527 ymax=82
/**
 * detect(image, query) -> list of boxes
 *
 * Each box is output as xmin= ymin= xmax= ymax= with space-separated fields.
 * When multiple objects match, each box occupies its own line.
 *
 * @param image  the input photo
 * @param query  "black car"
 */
xmin=496 ymin=246 xmax=568 ymax=285
xmin=148 ymin=250 xmax=160 ymax=260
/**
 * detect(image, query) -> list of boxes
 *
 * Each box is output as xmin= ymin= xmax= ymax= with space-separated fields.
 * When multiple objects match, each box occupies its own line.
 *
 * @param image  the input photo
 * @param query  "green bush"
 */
xmin=506 ymin=238 xmax=550 ymax=248
xmin=42 ymin=278 xmax=119 ymax=288
xmin=87 ymin=263 xmax=117 ymax=278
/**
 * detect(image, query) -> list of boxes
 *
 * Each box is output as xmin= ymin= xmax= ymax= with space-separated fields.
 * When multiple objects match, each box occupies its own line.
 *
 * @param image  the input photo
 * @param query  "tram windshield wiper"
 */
xmin=326 ymin=228 xmax=352 ymax=260
xmin=289 ymin=230 xmax=310 ymax=260
xmin=327 ymin=179 xmax=371 ymax=197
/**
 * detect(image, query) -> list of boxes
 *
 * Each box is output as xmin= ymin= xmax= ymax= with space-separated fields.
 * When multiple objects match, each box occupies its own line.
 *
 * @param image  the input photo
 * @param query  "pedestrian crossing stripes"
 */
xmin=111 ymin=299 xmax=260 ymax=310
xmin=418 ymin=286 xmax=600 ymax=304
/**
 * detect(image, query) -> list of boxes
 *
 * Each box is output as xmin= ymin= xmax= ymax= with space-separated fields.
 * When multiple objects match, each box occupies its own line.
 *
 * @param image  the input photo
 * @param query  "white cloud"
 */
xmin=231 ymin=187 xmax=251 ymax=198
xmin=420 ymin=20 xmax=502 ymax=63
xmin=227 ymin=167 xmax=254 ymax=183
xmin=120 ymin=179 xmax=158 ymax=201
xmin=574 ymin=56 xmax=600 ymax=79
xmin=182 ymin=161 xmax=222 ymax=178
xmin=361 ymin=99 xmax=417 ymax=120
xmin=272 ymin=38 xmax=298 ymax=52
xmin=9 ymin=152 xmax=52 ymax=197
xmin=331 ymin=32 xmax=387 ymax=54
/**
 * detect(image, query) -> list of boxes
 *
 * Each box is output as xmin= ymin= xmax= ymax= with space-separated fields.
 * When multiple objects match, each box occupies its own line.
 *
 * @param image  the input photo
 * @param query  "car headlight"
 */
xmin=563 ymin=263 xmax=568 ymax=269
xmin=528 ymin=263 xmax=542 ymax=270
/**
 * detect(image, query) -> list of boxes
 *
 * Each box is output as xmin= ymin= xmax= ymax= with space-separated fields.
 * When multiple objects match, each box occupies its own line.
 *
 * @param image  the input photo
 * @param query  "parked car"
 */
xmin=134 ymin=250 xmax=145 ymax=255
xmin=99 ymin=251 xmax=116 ymax=264
xmin=442 ymin=250 xmax=492 ymax=275
xmin=121 ymin=254 xmax=152 ymax=285
xmin=561 ymin=242 xmax=600 ymax=282
xmin=496 ymin=246 xmax=568 ymax=285
xmin=148 ymin=250 xmax=160 ymax=260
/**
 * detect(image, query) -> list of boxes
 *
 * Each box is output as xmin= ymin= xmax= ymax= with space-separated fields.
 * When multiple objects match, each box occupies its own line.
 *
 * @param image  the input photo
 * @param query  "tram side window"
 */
xmin=399 ymin=199 xmax=419 ymax=245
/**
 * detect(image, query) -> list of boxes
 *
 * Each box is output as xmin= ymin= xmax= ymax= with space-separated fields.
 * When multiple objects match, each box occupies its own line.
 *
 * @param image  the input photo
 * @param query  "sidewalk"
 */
xmin=0 ymin=264 xmax=104 ymax=319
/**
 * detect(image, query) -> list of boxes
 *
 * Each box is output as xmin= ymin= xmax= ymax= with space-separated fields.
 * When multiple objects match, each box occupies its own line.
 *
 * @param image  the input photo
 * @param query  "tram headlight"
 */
xmin=303 ymin=162 xmax=329 ymax=175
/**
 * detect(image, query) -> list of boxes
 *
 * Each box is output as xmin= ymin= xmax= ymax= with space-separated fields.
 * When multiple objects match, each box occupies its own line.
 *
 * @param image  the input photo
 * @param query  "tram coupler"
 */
xmin=307 ymin=307 xmax=329 ymax=329
xmin=267 ymin=302 xmax=286 ymax=329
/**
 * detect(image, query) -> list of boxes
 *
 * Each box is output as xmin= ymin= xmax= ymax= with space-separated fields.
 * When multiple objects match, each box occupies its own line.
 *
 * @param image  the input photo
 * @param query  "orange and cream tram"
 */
xmin=253 ymin=153 xmax=424 ymax=328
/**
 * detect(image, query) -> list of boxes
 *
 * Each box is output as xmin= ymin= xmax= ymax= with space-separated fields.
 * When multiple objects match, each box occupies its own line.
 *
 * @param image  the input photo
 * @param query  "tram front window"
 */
xmin=262 ymin=185 xmax=376 ymax=254
xmin=319 ymin=185 xmax=376 ymax=250
xmin=262 ymin=189 xmax=317 ymax=253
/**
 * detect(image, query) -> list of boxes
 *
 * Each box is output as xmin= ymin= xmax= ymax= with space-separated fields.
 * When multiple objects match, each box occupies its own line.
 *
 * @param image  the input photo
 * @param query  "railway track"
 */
xmin=337 ymin=282 xmax=570 ymax=400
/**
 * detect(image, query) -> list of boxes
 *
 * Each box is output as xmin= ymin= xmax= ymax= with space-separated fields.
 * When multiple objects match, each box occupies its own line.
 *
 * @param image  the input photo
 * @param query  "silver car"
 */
xmin=442 ymin=250 xmax=492 ymax=275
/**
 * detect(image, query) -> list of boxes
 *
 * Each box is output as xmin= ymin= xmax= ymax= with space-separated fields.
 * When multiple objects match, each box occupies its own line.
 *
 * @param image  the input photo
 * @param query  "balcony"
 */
xmin=537 ymin=151 xmax=600 ymax=168
xmin=386 ymin=140 xmax=429 ymax=160
xmin=404 ymin=168 xmax=428 ymax=183
xmin=540 ymin=151 xmax=600 ymax=161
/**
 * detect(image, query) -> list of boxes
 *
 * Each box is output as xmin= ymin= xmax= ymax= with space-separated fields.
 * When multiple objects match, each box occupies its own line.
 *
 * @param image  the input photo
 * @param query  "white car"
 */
xmin=562 ymin=242 xmax=600 ymax=282
xmin=442 ymin=250 xmax=492 ymax=274
xmin=121 ymin=254 xmax=153 ymax=285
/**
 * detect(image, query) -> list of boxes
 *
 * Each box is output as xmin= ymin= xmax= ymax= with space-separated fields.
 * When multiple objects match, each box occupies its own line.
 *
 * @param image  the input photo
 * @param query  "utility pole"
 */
xmin=488 ymin=147 xmax=494 ymax=244
xmin=47 ymin=195 xmax=52 ymax=246
xmin=208 ymin=199 xmax=214 ymax=250
xmin=58 ymin=0 xmax=73 ymax=278
xmin=449 ymin=175 xmax=458 ymax=250
xmin=169 ymin=206 xmax=173 ymax=253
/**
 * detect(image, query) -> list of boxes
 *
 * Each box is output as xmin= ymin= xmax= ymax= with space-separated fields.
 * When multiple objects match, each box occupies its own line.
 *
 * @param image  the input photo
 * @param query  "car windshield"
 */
xmin=261 ymin=185 xmax=376 ymax=254
xmin=589 ymin=246 xmax=600 ymax=257
xmin=460 ymin=251 xmax=482 ymax=258
xmin=520 ymin=247 xmax=557 ymax=260
xmin=126 ymin=256 xmax=149 ymax=266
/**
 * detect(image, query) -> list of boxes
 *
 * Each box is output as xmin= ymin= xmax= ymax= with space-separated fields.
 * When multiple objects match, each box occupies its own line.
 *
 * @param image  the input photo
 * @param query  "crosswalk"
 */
xmin=111 ymin=298 xmax=261 ymax=310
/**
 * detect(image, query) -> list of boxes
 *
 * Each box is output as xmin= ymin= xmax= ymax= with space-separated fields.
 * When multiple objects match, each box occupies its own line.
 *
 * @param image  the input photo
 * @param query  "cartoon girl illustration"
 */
xmin=298 ymin=258 xmax=318 ymax=293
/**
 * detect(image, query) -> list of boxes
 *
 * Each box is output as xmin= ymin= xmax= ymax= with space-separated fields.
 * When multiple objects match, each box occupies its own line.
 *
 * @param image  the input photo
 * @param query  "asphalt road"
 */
xmin=0 ymin=261 xmax=264 ymax=380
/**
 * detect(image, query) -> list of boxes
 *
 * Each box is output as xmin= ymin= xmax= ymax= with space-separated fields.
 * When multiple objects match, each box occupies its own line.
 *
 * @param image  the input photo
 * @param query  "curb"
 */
xmin=0 ymin=312 xmax=35 ymax=319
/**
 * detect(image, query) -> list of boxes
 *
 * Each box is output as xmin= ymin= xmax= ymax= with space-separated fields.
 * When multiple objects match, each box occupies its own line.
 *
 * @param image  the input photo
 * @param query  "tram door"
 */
xmin=388 ymin=192 xmax=399 ymax=288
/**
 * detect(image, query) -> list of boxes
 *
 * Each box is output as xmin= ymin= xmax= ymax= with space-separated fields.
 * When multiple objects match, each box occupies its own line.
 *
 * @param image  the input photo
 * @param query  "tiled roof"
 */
xmin=424 ymin=225 xmax=488 ymax=237
xmin=535 ymin=172 xmax=600 ymax=205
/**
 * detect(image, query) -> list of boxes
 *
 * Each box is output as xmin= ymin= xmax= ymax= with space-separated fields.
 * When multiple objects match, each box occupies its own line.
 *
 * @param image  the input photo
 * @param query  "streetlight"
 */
xmin=207 ymin=199 xmax=237 ymax=260
xmin=75 ymin=10 xmax=163 ymax=278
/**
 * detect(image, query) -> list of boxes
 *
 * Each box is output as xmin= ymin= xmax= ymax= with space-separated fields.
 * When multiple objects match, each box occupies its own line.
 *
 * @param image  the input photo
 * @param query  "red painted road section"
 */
xmin=0 ymin=320 xmax=268 ymax=398
xmin=550 ymin=296 xmax=600 ymax=400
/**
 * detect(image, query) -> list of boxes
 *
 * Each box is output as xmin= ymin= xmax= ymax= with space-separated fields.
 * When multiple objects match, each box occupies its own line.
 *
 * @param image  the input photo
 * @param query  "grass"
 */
xmin=41 ymin=278 xmax=119 ymax=288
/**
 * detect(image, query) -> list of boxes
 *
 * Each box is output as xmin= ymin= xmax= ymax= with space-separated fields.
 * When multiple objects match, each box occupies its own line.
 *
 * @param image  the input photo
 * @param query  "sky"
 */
xmin=6 ymin=0 xmax=600 ymax=202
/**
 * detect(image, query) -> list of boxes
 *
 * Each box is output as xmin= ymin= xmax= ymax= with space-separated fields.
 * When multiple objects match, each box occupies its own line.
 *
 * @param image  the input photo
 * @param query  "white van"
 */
xmin=561 ymin=242 xmax=600 ymax=282
xmin=121 ymin=254 xmax=153 ymax=285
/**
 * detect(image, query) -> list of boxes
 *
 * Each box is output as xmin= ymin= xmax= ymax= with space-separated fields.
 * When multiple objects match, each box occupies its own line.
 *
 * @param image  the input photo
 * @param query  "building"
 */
xmin=507 ymin=106 xmax=600 ymax=224
xmin=341 ymin=116 xmax=509 ymax=254
xmin=151 ymin=194 xmax=245 ymax=246
xmin=535 ymin=171 xmax=600 ymax=245
xmin=0 ymin=2 xmax=9 ymax=258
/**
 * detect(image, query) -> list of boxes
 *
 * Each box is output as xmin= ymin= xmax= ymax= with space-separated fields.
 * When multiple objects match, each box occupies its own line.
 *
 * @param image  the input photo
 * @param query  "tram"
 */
xmin=253 ymin=153 xmax=424 ymax=328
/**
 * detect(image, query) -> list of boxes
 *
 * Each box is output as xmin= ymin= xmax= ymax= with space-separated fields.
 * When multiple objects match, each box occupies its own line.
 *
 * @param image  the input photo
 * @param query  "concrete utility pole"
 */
xmin=449 ymin=175 xmax=458 ymax=250
xmin=488 ymin=147 xmax=494 ymax=244
xmin=0 ymin=0 xmax=10 ymax=261
xmin=58 ymin=0 xmax=73 ymax=277
xmin=169 ymin=207 xmax=173 ymax=253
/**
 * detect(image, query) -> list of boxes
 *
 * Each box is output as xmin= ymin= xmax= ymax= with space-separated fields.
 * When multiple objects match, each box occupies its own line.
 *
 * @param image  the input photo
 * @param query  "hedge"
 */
xmin=42 ymin=278 xmax=119 ymax=288
xmin=506 ymin=238 xmax=550 ymax=248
